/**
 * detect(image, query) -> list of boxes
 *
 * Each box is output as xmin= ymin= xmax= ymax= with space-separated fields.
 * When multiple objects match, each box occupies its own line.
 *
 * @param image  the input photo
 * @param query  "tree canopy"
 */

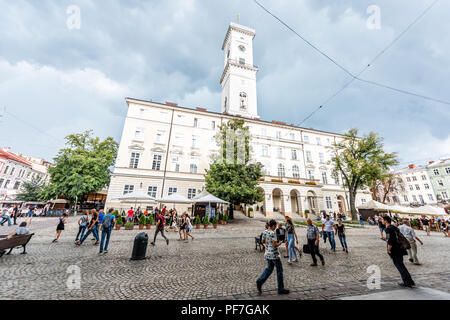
xmin=40 ymin=130 xmax=118 ymax=203
xmin=331 ymin=128 xmax=399 ymax=219
xmin=205 ymin=119 xmax=263 ymax=206
xmin=15 ymin=176 xmax=45 ymax=202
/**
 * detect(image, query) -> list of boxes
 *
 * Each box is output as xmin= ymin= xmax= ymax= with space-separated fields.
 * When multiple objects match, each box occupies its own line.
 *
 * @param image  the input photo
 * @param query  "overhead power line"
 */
xmin=253 ymin=0 xmax=447 ymax=124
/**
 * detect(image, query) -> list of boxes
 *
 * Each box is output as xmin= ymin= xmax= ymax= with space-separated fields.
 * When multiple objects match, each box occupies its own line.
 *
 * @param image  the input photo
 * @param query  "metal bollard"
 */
xmin=131 ymin=232 xmax=148 ymax=260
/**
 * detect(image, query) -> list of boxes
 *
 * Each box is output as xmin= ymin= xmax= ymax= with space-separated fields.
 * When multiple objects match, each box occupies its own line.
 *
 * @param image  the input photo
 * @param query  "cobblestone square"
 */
xmin=0 ymin=216 xmax=449 ymax=300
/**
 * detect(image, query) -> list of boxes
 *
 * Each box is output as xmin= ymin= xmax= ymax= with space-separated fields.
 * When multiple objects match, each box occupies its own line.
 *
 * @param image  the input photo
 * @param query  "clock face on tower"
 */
xmin=238 ymin=45 xmax=246 ymax=52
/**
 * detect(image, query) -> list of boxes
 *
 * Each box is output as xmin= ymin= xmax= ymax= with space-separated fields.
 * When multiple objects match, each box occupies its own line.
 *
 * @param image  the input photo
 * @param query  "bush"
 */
xmin=305 ymin=181 xmax=316 ymax=185
xmin=194 ymin=215 xmax=201 ymax=225
xmin=304 ymin=210 xmax=310 ymax=214
xmin=410 ymin=219 xmax=419 ymax=227
xmin=146 ymin=215 xmax=154 ymax=225
xmin=113 ymin=210 xmax=119 ymax=216
xmin=139 ymin=215 xmax=146 ymax=225
xmin=203 ymin=215 xmax=210 ymax=225
xmin=125 ymin=222 xmax=134 ymax=227
xmin=116 ymin=215 xmax=123 ymax=225
xmin=212 ymin=215 xmax=219 ymax=224
xmin=219 ymin=213 xmax=224 ymax=221
xmin=223 ymin=213 xmax=229 ymax=222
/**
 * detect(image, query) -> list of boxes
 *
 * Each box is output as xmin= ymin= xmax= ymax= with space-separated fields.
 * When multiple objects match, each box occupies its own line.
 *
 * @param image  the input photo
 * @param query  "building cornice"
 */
xmin=221 ymin=23 xmax=256 ymax=50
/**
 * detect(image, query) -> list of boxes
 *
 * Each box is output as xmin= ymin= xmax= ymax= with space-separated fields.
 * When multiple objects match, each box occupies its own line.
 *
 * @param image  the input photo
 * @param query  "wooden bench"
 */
xmin=0 ymin=233 xmax=34 ymax=257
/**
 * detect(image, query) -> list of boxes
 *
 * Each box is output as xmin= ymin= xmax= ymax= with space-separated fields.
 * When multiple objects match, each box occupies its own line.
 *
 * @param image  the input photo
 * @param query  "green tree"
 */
xmin=15 ymin=176 xmax=45 ymax=202
xmin=40 ymin=130 xmax=118 ymax=205
xmin=205 ymin=119 xmax=263 ymax=207
xmin=331 ymin=129 xmax=398 ymax=219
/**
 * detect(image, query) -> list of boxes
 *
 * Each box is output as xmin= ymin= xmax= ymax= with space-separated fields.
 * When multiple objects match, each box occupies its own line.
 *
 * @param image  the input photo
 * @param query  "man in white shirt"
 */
xmin=399 ymin=220 xmax=423 ymax=265
xmin=322 ymin=215 xmax=336 ymax=251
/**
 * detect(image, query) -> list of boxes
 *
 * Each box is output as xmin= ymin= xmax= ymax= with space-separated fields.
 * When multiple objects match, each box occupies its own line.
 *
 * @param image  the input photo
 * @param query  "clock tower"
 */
xmin=220 ymin=22 xmax=259 ymax=119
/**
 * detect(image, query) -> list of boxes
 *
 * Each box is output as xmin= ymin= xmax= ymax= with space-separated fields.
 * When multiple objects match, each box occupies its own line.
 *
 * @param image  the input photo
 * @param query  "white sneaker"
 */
xmin=288 ymin=259 xmax=292 ymax=264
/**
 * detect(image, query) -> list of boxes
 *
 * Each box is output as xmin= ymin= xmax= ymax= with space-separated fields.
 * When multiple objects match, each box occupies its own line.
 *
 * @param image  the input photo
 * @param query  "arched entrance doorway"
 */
xmin=337 ymin=195 xmax=346 ymax=214
xmin=290 ymin=190 xmax=301 ymax=216
xmin=306 ymin=190 xmax=318 ymax=216
xmin=272 ymin=188 xmax=285 ymax=214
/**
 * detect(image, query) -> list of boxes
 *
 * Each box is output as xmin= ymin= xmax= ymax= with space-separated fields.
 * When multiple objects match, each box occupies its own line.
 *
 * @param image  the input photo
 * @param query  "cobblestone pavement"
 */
xmin=0 ymin=216 xmax=449 ymax=300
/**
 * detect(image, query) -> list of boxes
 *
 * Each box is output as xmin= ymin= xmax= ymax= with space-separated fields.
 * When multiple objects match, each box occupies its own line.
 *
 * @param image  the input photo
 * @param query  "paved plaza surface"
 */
xmin=0 ymin=215 xmax=449 ymax=300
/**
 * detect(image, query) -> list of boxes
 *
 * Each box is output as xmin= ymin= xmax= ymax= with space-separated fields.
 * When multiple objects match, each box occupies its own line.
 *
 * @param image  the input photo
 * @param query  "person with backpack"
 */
xmin=76 ymin=210 xmax=100 ymax=246
xmin=151 ymin=209 xmax=169 ymax=246
xmin=383 ymin=215 xmax=415 ymax=288
xmin=99 ymin=208 xmax=116 ymax=255
xmin=75 ymin=210 xmax=89 ymax=242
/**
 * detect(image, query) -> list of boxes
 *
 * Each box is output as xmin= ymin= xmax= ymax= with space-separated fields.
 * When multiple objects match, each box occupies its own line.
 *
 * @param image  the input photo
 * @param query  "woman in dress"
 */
xmin=52 ymin=213 xmax=68 ymax=243
xmin=184 ymin=212 xmax=194 ymax=242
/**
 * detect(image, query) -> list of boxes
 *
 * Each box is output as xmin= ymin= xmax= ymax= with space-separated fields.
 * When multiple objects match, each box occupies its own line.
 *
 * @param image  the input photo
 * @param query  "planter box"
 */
xmin=125 ymin=225 xmax=134 ymax=230
xmin=213 ymin=224 xmax=218 ymax=229
xmin=139 ymin=225 xmax=144 ymax=230
xmin=195 ymin=224 xmax=201 ymax=229
xmin=115 ymin=224 xmax=122 ymax=230
xmin=203 ymin=224 xmax=209 ymax=229
xmin=145 ymin=225 xmax=151 ymax=230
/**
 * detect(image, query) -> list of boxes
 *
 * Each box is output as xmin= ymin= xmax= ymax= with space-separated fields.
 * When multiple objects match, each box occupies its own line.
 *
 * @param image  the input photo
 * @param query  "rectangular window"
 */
xmin=239 ymin=57 xmax=245 ymax=64
xmin=0 ymin=179 xmax=4 ymax=188
xmin=174 ymin=133 xmax=184 ymax=146
xmin=433 ymin=169 xmax=440 ymax=175
xmin=276 ymin=131 xmax=282 ymax=139
xmin=211 ymin=121 xmax=216 ymax=130
xmin=418 ymin=195 xmax=424 ymax=204
xmin=306 ymin=151 xmax=312 ymax=162
xmin=277 ymin=147 xmax=283 ymax=158
xmin=4 ymin=180 xmax=10 ymax=188
xmin=406 ymin=177 xmax=411 ymax=182
xmin=321 ymin=171 xmax=328 ymax=184
xmin=412 ymin=195 xmax=417 ymax=202
xmin=168 ymin=187 xmax=177 ymax=196
xmin=409 ymin=185 xmax=414 ymax=191
xmin=3 ymin=166 xmax=9 ymax=174
xmin=290 ymin=132 xmax=295 ymax=140
xmin=316 ymin=137 xmax=321 ymax=145
xmin=446 ymin=167 xmax=450 ymax=174
xmin=428 ymin=194 xmax=434 ymax=201
xmin=193 ymin=118 xmax=198 ymax=127
xmin=261 ymin=145 xmax=269 ymax=156
xmin=152 ymin=154 xmax=162 ymax=171
xmin=404 ymin=195 xmax=408 ymax=202
xmin=175 ymin=114 xmax=185 ymax=124
xmin=156 ymin=131 xmax=165 ymax=143
xmin=412 ymin=176 xmax=417 ymax=181
xmin=438 ymin=180 xmax=444 ymax=187
xmin=303 ymin=135 xmax=309 ymax=144
xmin=187 ymin=188 xmax=196 ymax=199
xmin=123 ymin=185 xmax=134 ymax=195
xmin=361 ymin=199 xmax=367 ymax=204
xmin=421 ymin=175 xmax=427 ymax=180
xmin=319 ymin=153 xmax=325 ymax=163
xmin=13 ymin=181 xmax=20 ymax=190
xmin=134 ymin=128 xmax=144 ymax=141
xmin=191 ymin=135 xmax=198 ymax=148
xmin=147 ymin=186 xmax=157 ymax=198
xmin=424 ymin=183 xmax=430 ymax=189
xmin=190 ymin=164 xmax=198 ymax=174
xmin=325 ymin=196 xmax=332 ymax=209
xmin=171 ymin=157 xmax=180 ymax=172
xmin=129 ymin=152 xmax=140 ymax=169
xmin=415 ymin=184 xmax=420 ymax=190
xmin=442 ymin=192 xmax=448 ymax=199
xmin=308 ymin=170 xmax=314 ymax=180
xmin=291 ymin=149 xmax=297 ymax=160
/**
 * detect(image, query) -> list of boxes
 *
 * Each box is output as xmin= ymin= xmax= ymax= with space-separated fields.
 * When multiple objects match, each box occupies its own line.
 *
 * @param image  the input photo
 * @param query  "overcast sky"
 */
xmin=1 ymin=0 xmax=449 ymax=167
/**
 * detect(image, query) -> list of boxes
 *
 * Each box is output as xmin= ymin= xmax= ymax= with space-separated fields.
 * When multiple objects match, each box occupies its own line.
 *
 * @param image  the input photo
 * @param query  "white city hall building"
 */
xmin=105 ymin=23 xmax=372 ymax=218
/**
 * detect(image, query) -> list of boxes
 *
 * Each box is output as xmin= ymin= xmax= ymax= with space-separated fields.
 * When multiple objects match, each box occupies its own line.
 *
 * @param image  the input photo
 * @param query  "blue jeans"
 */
xmin=1 ymin=216 xmax=12 ymax=226
xmin=80 ymin=225 xmax=99 ymax=243
xmin=324 ymin=231 xmax=336 ymax=250
xmin=100 ymin=227 xmax=112 ymax=253
xmin=338 ymin=233 xmax=348 ymax=249
xmin=257 ymin=258 xmax=285 ymax=292
xmin=287 ymin=233 xmax=297 ymax=261
xmin=75 ymin=225 xmax=86 ymax=241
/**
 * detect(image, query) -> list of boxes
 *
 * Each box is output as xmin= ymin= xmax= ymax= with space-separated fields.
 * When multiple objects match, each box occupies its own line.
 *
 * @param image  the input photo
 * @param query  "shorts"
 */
xmin=27 ymin=212 xmax=34 ymax=218
xmin=379 ymin=226 xmax=386 ymax=232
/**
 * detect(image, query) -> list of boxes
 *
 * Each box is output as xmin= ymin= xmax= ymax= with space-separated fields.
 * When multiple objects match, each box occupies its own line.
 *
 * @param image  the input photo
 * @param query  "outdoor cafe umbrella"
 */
xmin=116 ymin=191 xmax=157 ymax=209
xmin=156 ymin=193 xmax=193 ymax=210
xmin=193 ymin=191 xmax=229 ymax=218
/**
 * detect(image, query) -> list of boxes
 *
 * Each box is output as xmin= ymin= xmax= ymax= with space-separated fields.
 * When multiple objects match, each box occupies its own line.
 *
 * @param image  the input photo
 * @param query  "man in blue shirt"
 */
xmin=99 ymin=208 xmax=116 ymax=255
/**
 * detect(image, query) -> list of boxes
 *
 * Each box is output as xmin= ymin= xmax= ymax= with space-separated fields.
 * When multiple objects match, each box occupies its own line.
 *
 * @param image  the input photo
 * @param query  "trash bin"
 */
xmin=131 ymin=232 xmax=148 ymax=260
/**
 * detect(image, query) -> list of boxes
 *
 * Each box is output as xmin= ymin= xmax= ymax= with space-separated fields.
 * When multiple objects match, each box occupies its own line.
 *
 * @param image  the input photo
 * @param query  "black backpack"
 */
xmin=395 ymin=227 xmax=411 ymax=251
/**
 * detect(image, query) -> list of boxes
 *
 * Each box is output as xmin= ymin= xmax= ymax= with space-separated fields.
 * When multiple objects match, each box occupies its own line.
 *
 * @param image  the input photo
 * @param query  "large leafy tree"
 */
xmin=205 ymin=119 xmax=263 ymax=207
xmin=15 ymin=176 xmax=45 ymax=202
xmin=331 ymin=129 xmax=399 ymax=219
xmin=40 ymin=130 xmax=118 ymax=204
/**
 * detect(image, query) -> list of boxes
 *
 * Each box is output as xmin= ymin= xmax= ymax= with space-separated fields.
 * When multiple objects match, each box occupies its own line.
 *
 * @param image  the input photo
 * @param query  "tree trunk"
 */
xmin=349 ymin=190 xmax=358 ymax=220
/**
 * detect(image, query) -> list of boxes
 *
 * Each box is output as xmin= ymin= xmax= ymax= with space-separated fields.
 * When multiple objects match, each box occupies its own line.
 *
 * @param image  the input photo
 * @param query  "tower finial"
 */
xmin=237 ymin=13 xmax=240 ymax=24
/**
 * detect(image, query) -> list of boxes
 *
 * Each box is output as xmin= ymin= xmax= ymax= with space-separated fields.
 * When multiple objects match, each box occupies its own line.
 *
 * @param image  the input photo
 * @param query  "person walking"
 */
xmin=399 ymin=220 xmax=423 ymax=265
xmin=335 ymin=218 xmax=348 ymax=253
xmin=276 ymin=223 xmax=288 ymax=258
xmin=358 ymin=213 xmax=364 ymax=226
xmin=441 ymin=219 xmax=449 ymax=237
xmin=306 ymin=218 xmax=325 ymax=266
xmin=151 ymin=209 xmax=169 ymax=246
xmin=256 ymin=219 xmax=289 ymax=295
xmin=322 ymin=215 xmax=336 ymax=252
xmin=127 ymin=207 xmax=134 ymax=223
xmin=285 ymin=217 xmax=299 ymax=264
xmin=52 ymin=213 xmax=68 ymax=243
xmin=75 ymin=210 xmax=89 ymax=242
xmin=377 ymin=216 xmax=386 ymax=240
xmin=26 ymin=206 xmax=35 ymax=226
xmin=184 ymin=213 xmax=194 ymax=242
xmin=76 ymin=210 xmax=100 ymax=246
xmin=178 ymin=213 xmax=186 ymax=240
xmin=99 ymin=208 xmax=116 ymax=255
xmin=383 ymin=215 xmax=415 ymax=288
xmin=12 ymin=204 xmax=19 ymax=225
xmin=420 ymin=217 xmax=430 ymax=236
xmin=0 ymin=209 xmax=12 ymax=226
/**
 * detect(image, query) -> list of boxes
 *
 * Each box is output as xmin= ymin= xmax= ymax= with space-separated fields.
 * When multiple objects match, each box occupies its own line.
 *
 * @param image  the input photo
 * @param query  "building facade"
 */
xmin=0 ymin=148 xmax=50 ymax=200
xmin=105 ymin=22 xmax=372 ymax=217
xmin=427 ymin=159 xmax=450 ymax=203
